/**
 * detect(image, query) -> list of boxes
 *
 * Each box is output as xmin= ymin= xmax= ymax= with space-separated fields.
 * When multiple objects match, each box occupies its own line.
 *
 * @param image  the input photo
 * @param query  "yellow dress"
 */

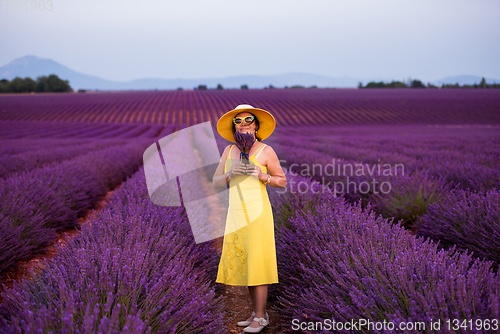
xmin=215 ymin=143 xmax=279 ymax=286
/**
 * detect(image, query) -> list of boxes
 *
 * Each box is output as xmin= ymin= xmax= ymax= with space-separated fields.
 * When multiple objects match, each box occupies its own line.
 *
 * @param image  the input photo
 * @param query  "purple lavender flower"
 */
xmin=234 ymin=131 xmax=255 ymax=164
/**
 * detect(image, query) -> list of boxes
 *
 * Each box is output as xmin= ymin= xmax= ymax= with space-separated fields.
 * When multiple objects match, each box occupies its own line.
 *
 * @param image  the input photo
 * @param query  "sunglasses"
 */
xmin=233 ymin=115 xmax=255 ymax=125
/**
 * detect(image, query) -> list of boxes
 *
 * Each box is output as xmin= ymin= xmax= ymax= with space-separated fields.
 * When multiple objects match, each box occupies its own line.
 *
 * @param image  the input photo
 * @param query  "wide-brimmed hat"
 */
xmin=216 ymin=104 xmax=276 ymax=143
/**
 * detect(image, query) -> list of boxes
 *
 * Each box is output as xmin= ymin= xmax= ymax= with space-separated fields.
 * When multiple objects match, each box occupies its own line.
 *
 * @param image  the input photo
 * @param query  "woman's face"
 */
xmin=234 ymin=112 xmax=257 ymax=138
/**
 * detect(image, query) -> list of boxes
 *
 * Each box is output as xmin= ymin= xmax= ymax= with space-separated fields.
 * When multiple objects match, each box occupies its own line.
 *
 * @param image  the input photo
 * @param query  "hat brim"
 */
xmin=216 ymin=107 xmax=276 ymax=143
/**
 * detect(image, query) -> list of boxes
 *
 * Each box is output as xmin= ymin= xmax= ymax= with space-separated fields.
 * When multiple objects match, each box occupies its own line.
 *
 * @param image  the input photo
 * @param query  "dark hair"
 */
xmin=231 ymin=112 xmax=261 ymax=141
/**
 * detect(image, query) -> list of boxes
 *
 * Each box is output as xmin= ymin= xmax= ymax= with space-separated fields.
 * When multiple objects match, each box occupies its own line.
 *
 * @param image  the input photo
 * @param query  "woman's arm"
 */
xmin=260 ymin=146 xmax=287 ymax=188
xmin=212 ymin=145 xmax=233 ymax=189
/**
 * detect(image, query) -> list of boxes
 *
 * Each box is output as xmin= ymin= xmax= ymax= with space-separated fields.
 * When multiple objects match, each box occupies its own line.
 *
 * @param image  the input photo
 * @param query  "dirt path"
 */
xmin=218 ymin=284 xmax=284 ymax=333
xmin=213 ymin=237 xmax=285 ymax=334
xmin=0 ymin=186 xmax=120 ymax=305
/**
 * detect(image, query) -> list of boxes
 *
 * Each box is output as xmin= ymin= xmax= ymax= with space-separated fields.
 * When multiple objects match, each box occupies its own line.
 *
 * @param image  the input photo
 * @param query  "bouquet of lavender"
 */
xmin=234 ymin=131 xmax=255 ymax=165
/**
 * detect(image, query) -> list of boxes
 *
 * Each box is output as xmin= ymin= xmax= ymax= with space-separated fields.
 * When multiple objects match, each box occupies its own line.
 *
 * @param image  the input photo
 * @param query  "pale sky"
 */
xmin=1 ymin=0 xmax=499 ymax=82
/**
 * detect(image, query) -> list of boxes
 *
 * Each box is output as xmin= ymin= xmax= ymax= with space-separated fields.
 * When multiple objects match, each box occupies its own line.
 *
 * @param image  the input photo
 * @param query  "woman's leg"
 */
xmin=243 ymin=286 xmax=257 ymax=323
xmin=247 ymin=285 xmax=268 ymax=328
xmin=248 ymin=285 xmax=257 ymax=310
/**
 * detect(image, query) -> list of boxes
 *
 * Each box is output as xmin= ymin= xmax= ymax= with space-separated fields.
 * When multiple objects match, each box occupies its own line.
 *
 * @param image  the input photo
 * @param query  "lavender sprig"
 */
xmin=234 ymin=131 xmax=255 ymax=163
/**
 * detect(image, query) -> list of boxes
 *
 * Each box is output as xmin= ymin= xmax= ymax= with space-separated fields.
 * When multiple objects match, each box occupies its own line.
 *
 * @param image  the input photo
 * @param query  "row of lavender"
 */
xmin=0 ymin=121 xmax=177 ymax=140
xmin=0 ymin=140 xmax=148 ymax=279
xmin=267 ymin=174 xmax=499 ymax=333
xmin=0 ymin=166 xmax=226 ymax=333
xmin=0 ymin=139 xmax=131 ymax=178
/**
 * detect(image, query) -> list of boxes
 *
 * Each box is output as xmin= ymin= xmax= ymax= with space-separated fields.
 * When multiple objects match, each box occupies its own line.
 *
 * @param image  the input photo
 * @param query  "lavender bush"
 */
xmin=415 ymin=188 xmax=500 ymax=269
xmin=370 ymin=169 xmax=453 ymax=230
xmin=0 ymin=142 xmax=147 ymax=279
xmin=275 ymin=196 xmax=500 ymax=333
xmin=267 ymin=172 xmax=341 ymax=229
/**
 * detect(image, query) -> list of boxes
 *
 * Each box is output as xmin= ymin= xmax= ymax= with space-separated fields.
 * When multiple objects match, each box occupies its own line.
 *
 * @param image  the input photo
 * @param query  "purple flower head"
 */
xmin=234 ymin=131 xmax=255 ymax=162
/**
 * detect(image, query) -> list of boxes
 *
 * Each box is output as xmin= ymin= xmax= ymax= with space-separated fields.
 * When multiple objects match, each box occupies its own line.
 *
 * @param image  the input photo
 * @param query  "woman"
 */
xmin=212 ymin=104 xmax=286 ymax=333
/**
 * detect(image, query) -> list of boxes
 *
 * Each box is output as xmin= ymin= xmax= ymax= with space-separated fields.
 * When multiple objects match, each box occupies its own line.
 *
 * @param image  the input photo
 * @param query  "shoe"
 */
xmin=243 ymin=312 xmax=269 ymax=333
xmin=237 ymin=311 xmax=255 ymax=326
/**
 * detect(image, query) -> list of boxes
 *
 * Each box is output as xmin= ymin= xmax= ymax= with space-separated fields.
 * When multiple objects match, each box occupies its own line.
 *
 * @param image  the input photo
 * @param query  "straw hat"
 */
xmin=216 ymin=104 xmax=276 ymax=143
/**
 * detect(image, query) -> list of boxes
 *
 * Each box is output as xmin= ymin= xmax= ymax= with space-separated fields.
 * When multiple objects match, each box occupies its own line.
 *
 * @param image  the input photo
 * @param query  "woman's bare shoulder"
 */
xmin=261 ymin=143 xmax=276 ymax=154
xmin=260 ymin=143 xmax=280 ymax=163
xmin=220 ymin=144 xmax=233 ymax=160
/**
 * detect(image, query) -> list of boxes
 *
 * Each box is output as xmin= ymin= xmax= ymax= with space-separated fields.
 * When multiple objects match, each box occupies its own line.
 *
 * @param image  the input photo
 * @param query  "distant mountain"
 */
xmin=0 ymin=55 xmax=114 ymax=90
xmin=0 ymin=55 xmax=367 ymax=90
xmin=0 ymin=55 xmax=498 ymax=90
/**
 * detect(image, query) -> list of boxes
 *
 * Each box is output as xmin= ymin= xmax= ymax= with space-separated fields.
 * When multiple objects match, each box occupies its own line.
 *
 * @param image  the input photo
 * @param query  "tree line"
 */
xmin=0 ymin=74 xmax=73 ymax=93
xmin=358 ymin=77 xmax=499 ymax=89
xmin=191 ymin=84 xmax=318 ymax=90
xmin=4 ymin=75 xmax=497 ymax=92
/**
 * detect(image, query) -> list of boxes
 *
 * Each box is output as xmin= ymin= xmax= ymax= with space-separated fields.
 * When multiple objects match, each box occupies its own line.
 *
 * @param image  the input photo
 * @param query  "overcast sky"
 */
xmin=1 ymin=0 xmax=499 ymax=82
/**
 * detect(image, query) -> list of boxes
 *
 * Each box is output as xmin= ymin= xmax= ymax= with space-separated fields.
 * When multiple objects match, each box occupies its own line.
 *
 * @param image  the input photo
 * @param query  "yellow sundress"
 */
xmin=215 ymin=143 xmax=279 ymax=286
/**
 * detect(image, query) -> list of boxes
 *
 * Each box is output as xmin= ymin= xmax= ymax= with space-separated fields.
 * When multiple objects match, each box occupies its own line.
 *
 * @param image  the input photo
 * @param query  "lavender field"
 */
xmin=0 ymin=89 xmax=499 ymax=333
xmin=1 ymin=89 xmax=499 ymax=126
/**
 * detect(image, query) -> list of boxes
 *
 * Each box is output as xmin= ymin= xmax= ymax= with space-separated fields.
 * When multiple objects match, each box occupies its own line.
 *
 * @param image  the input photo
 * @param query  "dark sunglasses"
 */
xmin=233 ymin=115 xmax=255 ymax=125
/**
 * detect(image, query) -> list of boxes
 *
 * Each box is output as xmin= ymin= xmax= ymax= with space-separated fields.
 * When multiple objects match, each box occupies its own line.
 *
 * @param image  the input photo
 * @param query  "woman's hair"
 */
xmin=232 ymin=112 xmax=261 ymax=141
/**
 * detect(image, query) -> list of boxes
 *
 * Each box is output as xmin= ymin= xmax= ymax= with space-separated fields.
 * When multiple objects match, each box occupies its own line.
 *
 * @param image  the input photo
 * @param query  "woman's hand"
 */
xmin=228 ymin=161 xmax=248 ymax=177
xmin=245 ymin=163 xmax=265 ymax=181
